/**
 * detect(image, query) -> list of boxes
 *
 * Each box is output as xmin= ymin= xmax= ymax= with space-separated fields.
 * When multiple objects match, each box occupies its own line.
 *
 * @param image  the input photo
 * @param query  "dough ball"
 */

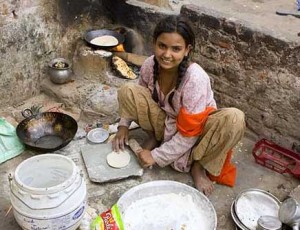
xmin=106 ymin=149 xmax=131 ymax=168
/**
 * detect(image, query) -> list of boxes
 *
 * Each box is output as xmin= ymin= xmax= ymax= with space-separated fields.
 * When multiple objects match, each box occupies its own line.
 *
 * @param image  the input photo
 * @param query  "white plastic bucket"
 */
xmin=9 ymin=154 xmax=87 ymax=230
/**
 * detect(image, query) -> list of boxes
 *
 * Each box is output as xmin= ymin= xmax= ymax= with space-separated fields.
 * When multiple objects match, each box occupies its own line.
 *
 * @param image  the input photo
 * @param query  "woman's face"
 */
xmin=154 ymin=32 xmax=191 ymax=71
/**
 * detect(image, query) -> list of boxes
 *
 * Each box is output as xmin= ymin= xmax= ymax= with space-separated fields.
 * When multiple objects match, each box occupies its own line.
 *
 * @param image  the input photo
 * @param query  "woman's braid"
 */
xmin=168 ymin=56 xmax=189 ymax=108
xmin=151 ymin=56 xmax=159 ymax=103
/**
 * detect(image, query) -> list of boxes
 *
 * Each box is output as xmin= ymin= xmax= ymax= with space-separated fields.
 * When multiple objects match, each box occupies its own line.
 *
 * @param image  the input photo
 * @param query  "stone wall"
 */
xmin=103 ymin=1 xmax=300 ymax=150
xmin=0 ymin=0 xmax=111 ymax=108
xmin=0 ymin=0 xmax=60 ymax=107
xmin=180 ymin=5 xmax=300 ymax=150
xmin=0 ymin=0 xmax=299 ymax=150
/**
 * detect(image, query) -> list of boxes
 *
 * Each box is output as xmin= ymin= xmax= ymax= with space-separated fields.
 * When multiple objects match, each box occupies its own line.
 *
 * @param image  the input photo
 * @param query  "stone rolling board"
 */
xmin=81 ymin=143 xmax=144 ymax=183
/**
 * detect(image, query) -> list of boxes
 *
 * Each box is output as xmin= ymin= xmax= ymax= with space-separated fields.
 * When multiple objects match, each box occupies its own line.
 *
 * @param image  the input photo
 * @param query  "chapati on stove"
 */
xmin=90 ymin=35 xmax=118 ymax=47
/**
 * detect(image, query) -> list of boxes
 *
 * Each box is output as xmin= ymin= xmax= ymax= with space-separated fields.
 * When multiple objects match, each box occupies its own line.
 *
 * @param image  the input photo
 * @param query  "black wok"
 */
xmin=16 ymin=110 xmax=78 ymax=152
xmin=84 ymin=29 xmax=125 ymax=49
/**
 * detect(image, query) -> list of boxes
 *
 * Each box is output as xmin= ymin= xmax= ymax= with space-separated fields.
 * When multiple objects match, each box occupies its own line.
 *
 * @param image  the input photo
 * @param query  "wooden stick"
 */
xmin=128 ymin=139 xmax=152 ymax=169
xmin=5 ymin=205 xmax=12 ymax=217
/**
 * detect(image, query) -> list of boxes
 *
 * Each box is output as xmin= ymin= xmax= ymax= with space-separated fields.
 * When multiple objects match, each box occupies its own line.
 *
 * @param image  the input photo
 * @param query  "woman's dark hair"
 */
xmin=151 ymin=15 xmax=195 ymax=108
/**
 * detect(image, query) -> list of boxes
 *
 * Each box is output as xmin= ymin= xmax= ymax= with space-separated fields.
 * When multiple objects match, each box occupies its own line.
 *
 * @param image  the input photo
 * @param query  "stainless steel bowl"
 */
xmin=48 ymin=58 xmax=72 ymax=84
xmin=117 ymin=180 xmax=217 ymax=230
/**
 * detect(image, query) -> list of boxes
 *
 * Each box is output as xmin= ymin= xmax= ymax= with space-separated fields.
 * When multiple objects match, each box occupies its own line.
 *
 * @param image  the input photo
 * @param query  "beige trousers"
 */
xmin=118 ymin=84 xmax=245 ymax=176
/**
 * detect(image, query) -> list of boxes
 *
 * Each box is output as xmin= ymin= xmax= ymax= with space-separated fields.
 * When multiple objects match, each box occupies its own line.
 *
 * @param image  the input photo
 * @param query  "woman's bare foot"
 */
xmin=142 ymin=131 xmax=159 ymax=150
xmin=191 ymin=162 xmax=214 ymax=196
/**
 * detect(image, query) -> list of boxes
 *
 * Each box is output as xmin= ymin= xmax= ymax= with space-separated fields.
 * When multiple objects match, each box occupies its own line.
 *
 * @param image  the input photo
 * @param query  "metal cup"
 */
xmin=278 ymin=197 xmax=300 ymax=229
xmin=256 ymin=215 xmax=282 ymax=230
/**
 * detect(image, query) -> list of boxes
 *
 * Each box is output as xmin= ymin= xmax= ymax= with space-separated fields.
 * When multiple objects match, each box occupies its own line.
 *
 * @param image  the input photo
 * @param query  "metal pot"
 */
xmin=16 ymin=109 xmax=78 ymax=152
xmin=48 ymin=58 xmax=73 ymax=84
xmin=257 ymin=216 xmax=282 ymax=230
xmin=279 ymin=197 xmax=300 ymax=230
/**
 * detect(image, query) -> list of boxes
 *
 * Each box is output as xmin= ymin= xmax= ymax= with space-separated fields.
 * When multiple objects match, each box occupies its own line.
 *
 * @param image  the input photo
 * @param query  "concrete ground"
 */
xmin=170 ymin=0 xmax=300 ymax=42
xmin=0 ymin=123 xmax=299 ymax=229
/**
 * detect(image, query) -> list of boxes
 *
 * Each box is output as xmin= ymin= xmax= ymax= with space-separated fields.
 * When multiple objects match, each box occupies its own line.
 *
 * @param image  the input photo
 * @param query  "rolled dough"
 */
xmin=91 ymin=35 xmax=118 ymax=46
xmin=106 ymin=149 xmax=131 ymax=168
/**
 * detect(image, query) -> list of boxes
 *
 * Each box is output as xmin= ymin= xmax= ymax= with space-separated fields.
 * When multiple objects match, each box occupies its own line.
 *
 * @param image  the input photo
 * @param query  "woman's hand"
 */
xmin=112 ymin=126 xmax=129 ymax=151
xmin=137 ymin=149 xmax=156 ymax=168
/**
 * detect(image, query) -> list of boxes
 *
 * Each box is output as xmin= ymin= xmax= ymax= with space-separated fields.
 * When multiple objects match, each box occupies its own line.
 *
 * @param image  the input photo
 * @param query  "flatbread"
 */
xmin=90 ymin=35 xmax=118 ymax=47
xmin=106 ymin=149 xmax=131 ymax=168
xmin=112 ymin=56 xmax=137 ymax=79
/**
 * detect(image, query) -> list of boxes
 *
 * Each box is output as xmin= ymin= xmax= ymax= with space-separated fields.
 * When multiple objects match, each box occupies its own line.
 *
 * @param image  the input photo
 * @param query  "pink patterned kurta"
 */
xmin=120 ymin=56 xmax=217 ymax=172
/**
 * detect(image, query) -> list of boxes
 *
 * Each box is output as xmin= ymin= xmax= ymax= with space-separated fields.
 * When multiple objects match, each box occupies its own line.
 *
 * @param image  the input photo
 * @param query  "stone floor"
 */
xmin=0 ymin=111 xmax=299 ymax=229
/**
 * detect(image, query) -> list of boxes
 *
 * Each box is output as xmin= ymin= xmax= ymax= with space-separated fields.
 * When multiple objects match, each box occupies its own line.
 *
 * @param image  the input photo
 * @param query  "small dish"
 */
xmin=87 ymin=128 xmax=109 ymax=143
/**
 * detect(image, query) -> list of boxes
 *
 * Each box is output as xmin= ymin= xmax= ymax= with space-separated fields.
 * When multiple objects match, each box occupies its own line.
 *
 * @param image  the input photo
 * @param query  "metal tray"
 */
xmin=234 ymin=189 xmax=281 ymax=230
xmin=117 ymin=180 xmax=217 ymax=230
xmin=231 ymin=201 xmax=250 ymax=230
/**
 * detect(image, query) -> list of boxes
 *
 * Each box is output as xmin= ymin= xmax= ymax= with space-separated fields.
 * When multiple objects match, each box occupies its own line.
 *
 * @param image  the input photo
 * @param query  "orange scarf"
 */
xmin=176 ymin=107 xmax=236 ymax=187
xmin=176 ymin=106 xmax=216 ymax=137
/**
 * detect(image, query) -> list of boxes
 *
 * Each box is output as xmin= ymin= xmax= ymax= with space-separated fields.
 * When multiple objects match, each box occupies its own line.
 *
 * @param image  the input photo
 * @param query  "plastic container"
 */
xmin=9 ymin=154 xmax=87 ymax=230
xmin=252 ymin=139 xmax=300 ymax=179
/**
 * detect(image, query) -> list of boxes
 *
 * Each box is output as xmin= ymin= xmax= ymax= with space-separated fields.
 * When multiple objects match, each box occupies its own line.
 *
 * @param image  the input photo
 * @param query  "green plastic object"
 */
xmin=0 ymin=118 xmax=24 ymax=164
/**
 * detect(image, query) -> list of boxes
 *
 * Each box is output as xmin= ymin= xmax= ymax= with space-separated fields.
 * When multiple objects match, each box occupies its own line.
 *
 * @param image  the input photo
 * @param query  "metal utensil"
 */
xmin=234 ymin=189 xmax=281 ymax=230
xmin=257 ymin=215 xmax=282 ymax=230
xmin=117 ymin=180 xmax=217 ymax=229
xmin=16 ymin=109 xmax=78 ymax=152
xmin=84 ymin=29 xmax=125 ymax=49
xmin=275 ymin=10 xmax=300 ymax=18
xmin=279 ymin=197 xmax=300 ymax=230
xmin=230 ymin=201 xmax=249 ymax=230
xmin=48 ymin=58 xmax=73 ymax=84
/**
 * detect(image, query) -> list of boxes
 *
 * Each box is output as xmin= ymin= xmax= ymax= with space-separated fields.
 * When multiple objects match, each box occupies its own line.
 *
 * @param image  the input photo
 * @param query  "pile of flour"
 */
xmin=122 ymin=193 xmax=211 ymax=230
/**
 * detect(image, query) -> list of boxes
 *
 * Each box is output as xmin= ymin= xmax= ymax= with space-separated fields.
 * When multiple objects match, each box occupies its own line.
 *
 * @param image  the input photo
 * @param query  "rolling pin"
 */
xmin=128 ymin=139 xmax=152 ymax=169
xmin=128 ymin=139 xmax=143 ymax=156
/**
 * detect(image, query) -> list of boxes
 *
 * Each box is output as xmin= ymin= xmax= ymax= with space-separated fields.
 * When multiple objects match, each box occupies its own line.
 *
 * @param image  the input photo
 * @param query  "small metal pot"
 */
xmin=257 ymin=215 xmax=282 ymax=230
xmin=279 ymin=197 xmax=300 ymax=230
xmin=48 ymin=58 xmax=73 ymax=84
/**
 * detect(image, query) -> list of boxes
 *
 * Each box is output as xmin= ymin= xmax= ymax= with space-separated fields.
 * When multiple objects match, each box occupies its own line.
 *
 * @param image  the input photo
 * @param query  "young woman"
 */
xmin=112 ymin=15 xmax=245 ymax=196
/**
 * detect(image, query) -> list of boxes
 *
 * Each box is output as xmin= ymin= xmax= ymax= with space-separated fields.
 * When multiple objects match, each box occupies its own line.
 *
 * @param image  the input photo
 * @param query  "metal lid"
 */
xmin=278 ymin=197 xmax=298 ymax=223
xmin=257 ymin=216 xmax=282 ymax=230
